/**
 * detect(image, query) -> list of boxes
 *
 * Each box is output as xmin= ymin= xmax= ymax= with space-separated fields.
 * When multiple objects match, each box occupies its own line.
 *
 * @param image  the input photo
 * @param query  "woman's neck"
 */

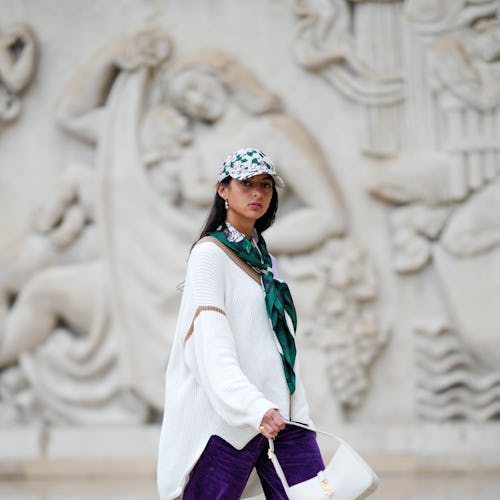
xmin=226 ymin=216 xmax=254 ymax=240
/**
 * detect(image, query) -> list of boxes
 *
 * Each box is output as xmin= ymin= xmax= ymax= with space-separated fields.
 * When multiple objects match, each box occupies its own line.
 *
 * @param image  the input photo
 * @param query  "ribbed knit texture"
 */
xmin=208 ymin=230 xmax=298 ymax=394
xmin=157 ymin=242 xmax=312 ymax=500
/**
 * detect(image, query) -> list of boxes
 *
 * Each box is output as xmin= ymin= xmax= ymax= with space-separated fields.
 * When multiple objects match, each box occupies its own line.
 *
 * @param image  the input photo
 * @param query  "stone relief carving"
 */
xmin=426 ymin=9 xmax=500 ymax=201
xmin=293 ymin=0 xmax=404 ymax=156
xmin=0 ymin=29 xmax=176 ymax=424
xmin=0 ymin=165 xmax=150 ymax=424
xmin=369 ymin=212 xmax=500 ymax=422
xmin=368 ymin=3 xmax=500 ymax=421
xmin=280 ymin=238 xmax=388 ymax=411
xmin=430 ymin=19 xmax=500 ymax=112
xmin=415 ymin=319 xmax=500 ymax=421
xmin=0 ymin=23 xmax=37 ymax=125
xmin=404 ymin=0 xmax=500 ymax=34
xmin=0 ymin=27 xmax=386 ymax=423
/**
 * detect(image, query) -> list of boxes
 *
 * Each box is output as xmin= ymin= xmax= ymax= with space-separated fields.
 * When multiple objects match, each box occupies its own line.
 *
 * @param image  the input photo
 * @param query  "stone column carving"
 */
xmin=294 ymin=0 xmax=405 ymax=156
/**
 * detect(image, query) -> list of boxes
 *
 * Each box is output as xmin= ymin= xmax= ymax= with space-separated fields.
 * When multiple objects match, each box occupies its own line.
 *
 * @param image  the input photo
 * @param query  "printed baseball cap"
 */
xmin=218 ymin=148 xmax=285 ymax=188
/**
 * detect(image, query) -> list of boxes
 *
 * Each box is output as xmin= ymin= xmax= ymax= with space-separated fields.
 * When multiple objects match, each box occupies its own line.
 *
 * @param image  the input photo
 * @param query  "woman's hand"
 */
xmin=258 ymin=408 xmax=285 ymax=440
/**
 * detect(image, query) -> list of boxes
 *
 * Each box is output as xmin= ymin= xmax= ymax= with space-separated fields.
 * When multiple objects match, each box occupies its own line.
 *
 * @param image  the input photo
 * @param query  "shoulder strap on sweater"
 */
xmin=195 ymin=236 xmax=261 ymax=285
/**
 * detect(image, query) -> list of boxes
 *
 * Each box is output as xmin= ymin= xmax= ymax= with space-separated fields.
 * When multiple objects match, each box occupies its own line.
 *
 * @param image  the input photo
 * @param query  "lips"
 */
xmin=249 ymin=203 xmax=263 ymax=209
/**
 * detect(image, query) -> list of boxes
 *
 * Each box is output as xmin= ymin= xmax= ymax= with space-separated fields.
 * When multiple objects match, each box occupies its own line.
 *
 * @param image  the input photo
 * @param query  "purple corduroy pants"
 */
xmin=183 ymin=424 xmax=325 ymax=499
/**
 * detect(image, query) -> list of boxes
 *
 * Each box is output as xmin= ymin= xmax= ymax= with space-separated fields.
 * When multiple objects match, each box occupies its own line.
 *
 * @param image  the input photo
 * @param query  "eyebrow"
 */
xmin=244 ymin=175 xmax=273 ymax=181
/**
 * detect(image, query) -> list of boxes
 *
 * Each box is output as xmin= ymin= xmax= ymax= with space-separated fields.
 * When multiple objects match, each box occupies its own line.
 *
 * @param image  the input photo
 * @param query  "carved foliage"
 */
xmin=280 ymin=238 xmax=388 ymax=411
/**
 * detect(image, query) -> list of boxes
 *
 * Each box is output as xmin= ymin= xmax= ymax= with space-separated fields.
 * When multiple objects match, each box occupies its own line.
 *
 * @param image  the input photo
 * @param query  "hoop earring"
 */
xmin=224 ymin=200 xmax=229 ymax=210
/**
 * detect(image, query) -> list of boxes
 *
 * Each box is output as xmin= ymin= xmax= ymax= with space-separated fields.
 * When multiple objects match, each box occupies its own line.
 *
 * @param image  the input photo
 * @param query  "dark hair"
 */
xmin=197 ymin=177 xmax=278 ymax=241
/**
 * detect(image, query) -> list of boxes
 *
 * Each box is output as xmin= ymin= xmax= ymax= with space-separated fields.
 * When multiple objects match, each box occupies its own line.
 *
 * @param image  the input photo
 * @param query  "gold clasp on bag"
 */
xmin=320 ymin=478 xmax=332 ymax=496
xmin=267 ymin=448 xmax=274 ymax=460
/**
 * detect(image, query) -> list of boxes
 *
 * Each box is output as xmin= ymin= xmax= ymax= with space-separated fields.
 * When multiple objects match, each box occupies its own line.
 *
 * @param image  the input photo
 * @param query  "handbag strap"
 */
xmin=267 ymin=437 xmax=291 ymax=490
xmin=267 ymin=420 xmax=342 ymax=492
xmin=283 ymin=419 xmax=341 ymax=440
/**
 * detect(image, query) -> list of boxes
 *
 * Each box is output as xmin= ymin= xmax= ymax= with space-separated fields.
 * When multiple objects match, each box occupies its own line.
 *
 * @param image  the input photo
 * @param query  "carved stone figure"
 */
xmin=429 ymin=16 xmax=500 ymax=112
xmin=167 ymin=48 xmax=347 ymax=253
xmin=369 ymin=150 xmax=500 ymax=421
xmin=360 ymin=3 xmax=500 ymax=421
xmin=1 ymin=28 xmax=176 ymax=424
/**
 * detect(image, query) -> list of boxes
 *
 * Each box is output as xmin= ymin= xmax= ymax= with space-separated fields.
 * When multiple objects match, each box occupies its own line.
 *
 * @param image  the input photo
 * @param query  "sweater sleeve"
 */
xmin=183 ymin=243 xmax=277 ymax=430
xmin=290 ymin=349 xmax=313 ymax=425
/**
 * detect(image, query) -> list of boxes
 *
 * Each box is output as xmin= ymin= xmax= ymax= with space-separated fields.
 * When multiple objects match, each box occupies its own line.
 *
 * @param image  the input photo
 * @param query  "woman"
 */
xmin=157 ymin=148 xmax=324 ymax=499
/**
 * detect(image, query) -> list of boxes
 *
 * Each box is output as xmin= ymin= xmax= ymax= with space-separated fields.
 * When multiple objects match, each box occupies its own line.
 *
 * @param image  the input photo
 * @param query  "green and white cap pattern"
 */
xmin=218 ymin=148 xmax=285 ymax=188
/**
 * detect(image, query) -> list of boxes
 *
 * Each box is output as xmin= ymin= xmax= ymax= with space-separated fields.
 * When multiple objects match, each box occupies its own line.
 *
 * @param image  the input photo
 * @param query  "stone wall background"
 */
xmin=1 ymin=0 xmax=499 ymax=480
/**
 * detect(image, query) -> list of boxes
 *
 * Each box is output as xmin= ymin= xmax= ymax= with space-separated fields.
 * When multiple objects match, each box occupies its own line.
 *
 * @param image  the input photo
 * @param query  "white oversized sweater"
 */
xmin=157 ymin=239 xmax=312 ymax=500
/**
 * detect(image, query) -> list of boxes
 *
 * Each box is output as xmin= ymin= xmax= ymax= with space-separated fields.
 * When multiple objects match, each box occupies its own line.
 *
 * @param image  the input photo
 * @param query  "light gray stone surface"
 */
xmin=0 ymin=0 xmax=499 ymax=478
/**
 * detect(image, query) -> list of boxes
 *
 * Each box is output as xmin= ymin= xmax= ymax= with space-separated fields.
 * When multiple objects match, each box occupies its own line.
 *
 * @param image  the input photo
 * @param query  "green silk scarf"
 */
xmin=209 ymin=229 xmax=297 ymax=394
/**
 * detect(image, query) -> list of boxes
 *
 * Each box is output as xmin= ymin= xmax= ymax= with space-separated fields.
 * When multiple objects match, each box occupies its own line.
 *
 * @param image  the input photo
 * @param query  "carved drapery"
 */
xmin=294 ymin=0 xmax=405 ymax=156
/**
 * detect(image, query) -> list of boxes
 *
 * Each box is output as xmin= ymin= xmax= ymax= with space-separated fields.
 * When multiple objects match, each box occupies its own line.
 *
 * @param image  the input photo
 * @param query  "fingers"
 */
xmin=258 ymin=424 xmax=273 ymax=440
xmin=258 ymin=423 xmax=278 ymax=440
xmin=259 ymin=409 xmax=286 ymax=439
xmin=269 ymin=410 xmax=286 ymax=430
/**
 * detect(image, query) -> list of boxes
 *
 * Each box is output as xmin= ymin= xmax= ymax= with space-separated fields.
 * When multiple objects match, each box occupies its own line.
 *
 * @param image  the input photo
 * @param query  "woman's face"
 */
xmin=218 ymin=174 xmax=274 ymax=228
xmin=170 ymin=69 xmax=227 ymax=122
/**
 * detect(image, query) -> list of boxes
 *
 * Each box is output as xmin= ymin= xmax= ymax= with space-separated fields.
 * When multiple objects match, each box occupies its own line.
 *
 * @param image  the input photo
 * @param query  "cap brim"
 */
xmin=273 ymin=175 xmax=285 ymax=189
xmin=236 ymin=172 xmax=285 ymax=188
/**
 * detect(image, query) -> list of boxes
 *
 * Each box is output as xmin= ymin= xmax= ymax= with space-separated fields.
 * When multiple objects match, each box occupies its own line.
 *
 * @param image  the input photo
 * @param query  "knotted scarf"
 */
xmin=209 ymin=229 xmax=297 ymax=394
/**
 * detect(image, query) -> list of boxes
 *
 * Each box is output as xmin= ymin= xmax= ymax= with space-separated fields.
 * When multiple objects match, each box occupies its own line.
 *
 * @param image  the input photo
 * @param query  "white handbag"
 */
xmin=267 ymin=420 xmax=379 ymax=500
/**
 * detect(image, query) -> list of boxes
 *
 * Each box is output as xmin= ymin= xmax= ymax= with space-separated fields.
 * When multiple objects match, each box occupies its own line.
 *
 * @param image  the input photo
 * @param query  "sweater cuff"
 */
xmin=250 ymin=399 xmax=279 ymax=431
